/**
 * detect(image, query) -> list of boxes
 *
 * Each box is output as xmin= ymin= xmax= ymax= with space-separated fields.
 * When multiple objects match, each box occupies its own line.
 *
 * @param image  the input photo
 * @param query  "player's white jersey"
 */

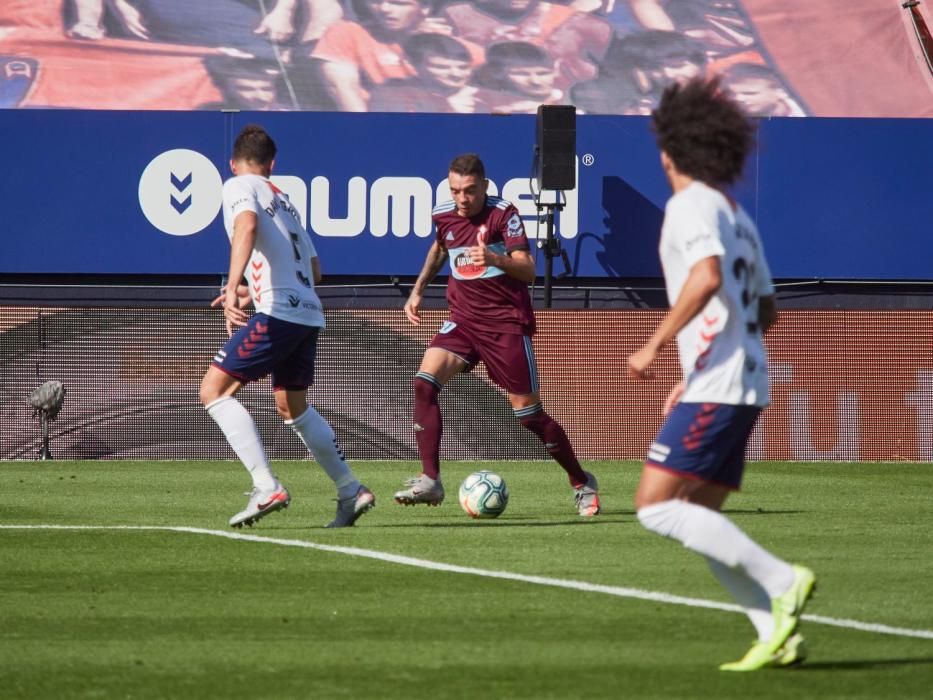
xmin=222 ymin=174 xmax=325 ymax=328
xmin=659 ymin=181 xmax=774 ymax=406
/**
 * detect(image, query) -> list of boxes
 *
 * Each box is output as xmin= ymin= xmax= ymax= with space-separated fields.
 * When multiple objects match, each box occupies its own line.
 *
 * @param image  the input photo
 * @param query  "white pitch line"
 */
xmin=3 ymin=524 xmax=933 ymax=641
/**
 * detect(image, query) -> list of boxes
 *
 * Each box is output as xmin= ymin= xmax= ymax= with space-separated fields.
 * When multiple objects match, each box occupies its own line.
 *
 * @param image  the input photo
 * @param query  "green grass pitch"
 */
xmin=2 ymin=460 xmax=932 ymax=699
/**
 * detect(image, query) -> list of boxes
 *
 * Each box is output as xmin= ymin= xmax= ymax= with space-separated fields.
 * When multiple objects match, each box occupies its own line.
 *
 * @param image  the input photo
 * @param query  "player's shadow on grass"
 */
xmin=373 ymin=518 xmax=625 ymax=529
xmin=723 ymin=509 xmax=806 ymax=515
xmin=794 ymin=657 xmax=933 ymax=671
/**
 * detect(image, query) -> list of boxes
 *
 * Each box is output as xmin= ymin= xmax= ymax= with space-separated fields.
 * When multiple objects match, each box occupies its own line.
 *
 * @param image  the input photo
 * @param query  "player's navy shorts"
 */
xmin=211 ymin=313 xmax=320 ymax=391
xmin=645 ymin=402 xmax=762 ymax=489
xmin=429 ymin=320 xmax=539 ymax=395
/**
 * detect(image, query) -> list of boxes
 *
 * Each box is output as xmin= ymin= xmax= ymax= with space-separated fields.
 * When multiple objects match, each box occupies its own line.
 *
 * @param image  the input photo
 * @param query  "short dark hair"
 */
xmin=403 ymin=32 xmax=471 ymax=66
xmin=448 ymin=153 xmax=485 ymax=179
xmin=602 ymin=31 xmax=707 ymax=75
xmin=486 ymin=41 xmax=552 ymax=69
xmin=232 ymin=124 xmax=277 ymax=165
xmin=651 ymin=77 xmax=754 ymax=186
xmin=472 ymin=41 xmax=553 ymax=92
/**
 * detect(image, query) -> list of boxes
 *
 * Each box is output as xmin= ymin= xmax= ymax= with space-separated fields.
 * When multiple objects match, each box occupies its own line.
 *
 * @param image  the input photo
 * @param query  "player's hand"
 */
xmin=211 ymin=284 xmax=251 ymax=309
xmin=112 ymin=0 xmax=150 ymax=39
xmin=663 ymin=380 xmax=685 ymax=416
xmin=404 ymin=292 xmax=423 ymax=326
xmin=447 ymin=86 xmax=479 ymax=114
xmin=468 ymin=235 xmax=495 ymax=267
xmin=417 ymin=16 xmax=454 ymax=35
xmin=212 ymin=285 xmax=250 ymax=337
xmin=254 ymin=4 xmax=295 ymax=43
xmin=627 ymin=344 xmax=657 ymax=381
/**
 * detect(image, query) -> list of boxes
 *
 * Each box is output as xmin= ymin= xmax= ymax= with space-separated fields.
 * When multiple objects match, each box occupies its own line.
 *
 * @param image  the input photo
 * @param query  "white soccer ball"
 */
xmin=458 ymin=470 xmax=509 ymax=519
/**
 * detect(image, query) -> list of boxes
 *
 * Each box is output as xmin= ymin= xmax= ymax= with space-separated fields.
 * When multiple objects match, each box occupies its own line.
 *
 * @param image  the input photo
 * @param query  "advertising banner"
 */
xmin=1 ymin=110 xmax=931 ymax=279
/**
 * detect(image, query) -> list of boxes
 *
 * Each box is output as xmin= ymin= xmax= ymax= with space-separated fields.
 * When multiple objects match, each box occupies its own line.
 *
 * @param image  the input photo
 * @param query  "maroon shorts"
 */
xmin=429 ymin=320 xmax=539 ymax=395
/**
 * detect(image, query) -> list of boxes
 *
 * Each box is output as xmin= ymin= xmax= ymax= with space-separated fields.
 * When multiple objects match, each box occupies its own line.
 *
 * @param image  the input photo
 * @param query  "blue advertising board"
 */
xmin=1 ymin=110 xmax=930 ymax=279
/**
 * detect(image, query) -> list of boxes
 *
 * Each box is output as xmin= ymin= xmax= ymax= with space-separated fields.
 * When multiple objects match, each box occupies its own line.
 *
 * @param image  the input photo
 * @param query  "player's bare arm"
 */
xmin=469 ymin=241 xmax=536 ymax=284
xmin=627 ymin=255 xmax=722 ymax=380
xmin=211 ymin=283 xmax=251 ymax=310
xmin=254 ymin=0 xmax=298 ymax=43
xmin=405 ymin=241 xmax=447 ymax=325
xmin=759 ymin=295 xmax=778 ymax=332
xmin=319 ymin=61 xmax=367 ymax=112
xmin=311 ymin=256 xmax=322 ymax=285
xmin=222 ymin=211 xmax=259 ymax=336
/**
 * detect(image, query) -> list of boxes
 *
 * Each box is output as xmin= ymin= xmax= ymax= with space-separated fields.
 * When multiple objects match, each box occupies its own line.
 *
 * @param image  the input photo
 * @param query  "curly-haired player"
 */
xmin=627 ymin=78 xmax=816 ymax=671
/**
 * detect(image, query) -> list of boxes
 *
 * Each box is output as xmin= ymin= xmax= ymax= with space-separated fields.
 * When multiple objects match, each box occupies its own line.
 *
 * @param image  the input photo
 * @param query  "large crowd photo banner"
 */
xmin=2 ymin=0 xmax=931 ymax=117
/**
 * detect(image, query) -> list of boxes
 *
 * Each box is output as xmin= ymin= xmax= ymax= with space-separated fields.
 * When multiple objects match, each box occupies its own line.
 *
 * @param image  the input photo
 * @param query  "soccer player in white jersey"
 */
xmin=199 ymin=124 xmax=374 ymax=529
xmin=626 ymin=79 xmax=815 ymax=671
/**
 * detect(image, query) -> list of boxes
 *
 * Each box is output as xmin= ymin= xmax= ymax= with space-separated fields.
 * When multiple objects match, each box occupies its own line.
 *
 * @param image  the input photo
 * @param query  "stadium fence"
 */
xmin=2 ymin=301 xmax=931 ymax=462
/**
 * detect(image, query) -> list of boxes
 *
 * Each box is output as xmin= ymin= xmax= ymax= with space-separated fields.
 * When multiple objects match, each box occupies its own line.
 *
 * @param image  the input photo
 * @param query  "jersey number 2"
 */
xmin=732 ymin=257 xmax=759 ymax=334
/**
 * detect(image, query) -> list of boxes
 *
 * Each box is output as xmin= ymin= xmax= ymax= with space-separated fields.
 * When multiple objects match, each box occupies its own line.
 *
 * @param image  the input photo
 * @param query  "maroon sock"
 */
xmin=517 ymin=405 xmax=587 ymax=487
xmin=413 ymin=373 xmax=442 ymax=480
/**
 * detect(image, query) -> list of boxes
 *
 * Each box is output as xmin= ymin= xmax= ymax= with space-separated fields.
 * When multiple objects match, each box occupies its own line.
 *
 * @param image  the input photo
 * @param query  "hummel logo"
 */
xmin=170 ymin=171 xmax=192 ymax=213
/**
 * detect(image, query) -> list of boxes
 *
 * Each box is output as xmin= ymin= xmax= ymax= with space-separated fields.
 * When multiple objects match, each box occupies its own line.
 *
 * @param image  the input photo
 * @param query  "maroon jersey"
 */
xmin=433 ymin=195 xmax=536 ymax=335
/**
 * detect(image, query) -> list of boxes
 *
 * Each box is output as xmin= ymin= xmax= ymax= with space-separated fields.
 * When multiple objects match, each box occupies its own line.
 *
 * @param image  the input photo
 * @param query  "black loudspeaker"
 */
xmin=536 ymin=105 xmax=576 ymax=190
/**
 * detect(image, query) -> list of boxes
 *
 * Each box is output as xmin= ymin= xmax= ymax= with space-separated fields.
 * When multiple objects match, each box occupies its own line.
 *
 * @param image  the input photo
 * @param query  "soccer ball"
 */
xmin=458 ymin=470 xmax=509 ymax=519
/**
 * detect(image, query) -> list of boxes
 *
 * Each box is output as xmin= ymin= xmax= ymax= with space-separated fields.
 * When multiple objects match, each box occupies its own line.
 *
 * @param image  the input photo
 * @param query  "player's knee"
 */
xmin=636 ymin=500 xmax=680 ymax=537
xmin=274 ymin=394 xmax=294 ymax=420
xmin=413 ymin=374 xmax=441 ymax=405
xmin=518 ymin=413 xmax=543 ymax=432
xmin=515 ymin=403 xmax=547 ymax=432
xmin=633 ymin=480 xmax=654 ymax=512
xmin=199 ymin=380 xmax=219 ymax=408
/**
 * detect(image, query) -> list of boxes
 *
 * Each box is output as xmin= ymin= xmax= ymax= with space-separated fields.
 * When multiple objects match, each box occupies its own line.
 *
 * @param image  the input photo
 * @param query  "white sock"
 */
xmin=206 ymin=396 xmax=277 ymax=492
xmin=706 ymin=557 xmax=775 ymax=641
xmin=286 ymin=407 xmax=359 ymax=498
xmin=637 ymin=499 xmax=795 ymax=598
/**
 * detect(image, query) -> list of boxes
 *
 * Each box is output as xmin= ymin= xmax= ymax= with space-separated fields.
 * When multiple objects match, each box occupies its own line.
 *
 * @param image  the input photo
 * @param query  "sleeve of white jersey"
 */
xmin=222 ymin=178 xmax=260 ymax=219
xmin=666 ymin=195 xmax=725 ymax=268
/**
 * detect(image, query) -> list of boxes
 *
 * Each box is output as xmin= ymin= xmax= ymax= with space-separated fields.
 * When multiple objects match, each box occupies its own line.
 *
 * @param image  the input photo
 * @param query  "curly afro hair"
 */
xmin=651 ymin=77 xmax=754 ymax=186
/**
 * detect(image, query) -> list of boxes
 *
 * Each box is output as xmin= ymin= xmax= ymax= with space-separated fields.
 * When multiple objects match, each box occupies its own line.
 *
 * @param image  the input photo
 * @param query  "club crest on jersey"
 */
xmin=507 ymin=213 xmax=523 ymax=237
xmin=0 ymin=57 xmax=38 ymax=108
xmin=453 ymin=250 xmax=485 ymax=279
xmin=445 ymin=231 xmax=454 ymax=241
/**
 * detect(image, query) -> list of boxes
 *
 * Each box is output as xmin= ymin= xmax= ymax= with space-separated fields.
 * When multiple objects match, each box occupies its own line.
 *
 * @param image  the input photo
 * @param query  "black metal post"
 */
xmin=38 ymin=412 xmax=52 ymax=460
xmin=538 ymin=202 xmax=564 ymax=309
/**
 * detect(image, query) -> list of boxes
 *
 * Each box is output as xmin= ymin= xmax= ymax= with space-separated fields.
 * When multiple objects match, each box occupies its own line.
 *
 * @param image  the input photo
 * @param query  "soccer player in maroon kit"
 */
xmin=394 ymin=153 xmax=600 ymax=516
